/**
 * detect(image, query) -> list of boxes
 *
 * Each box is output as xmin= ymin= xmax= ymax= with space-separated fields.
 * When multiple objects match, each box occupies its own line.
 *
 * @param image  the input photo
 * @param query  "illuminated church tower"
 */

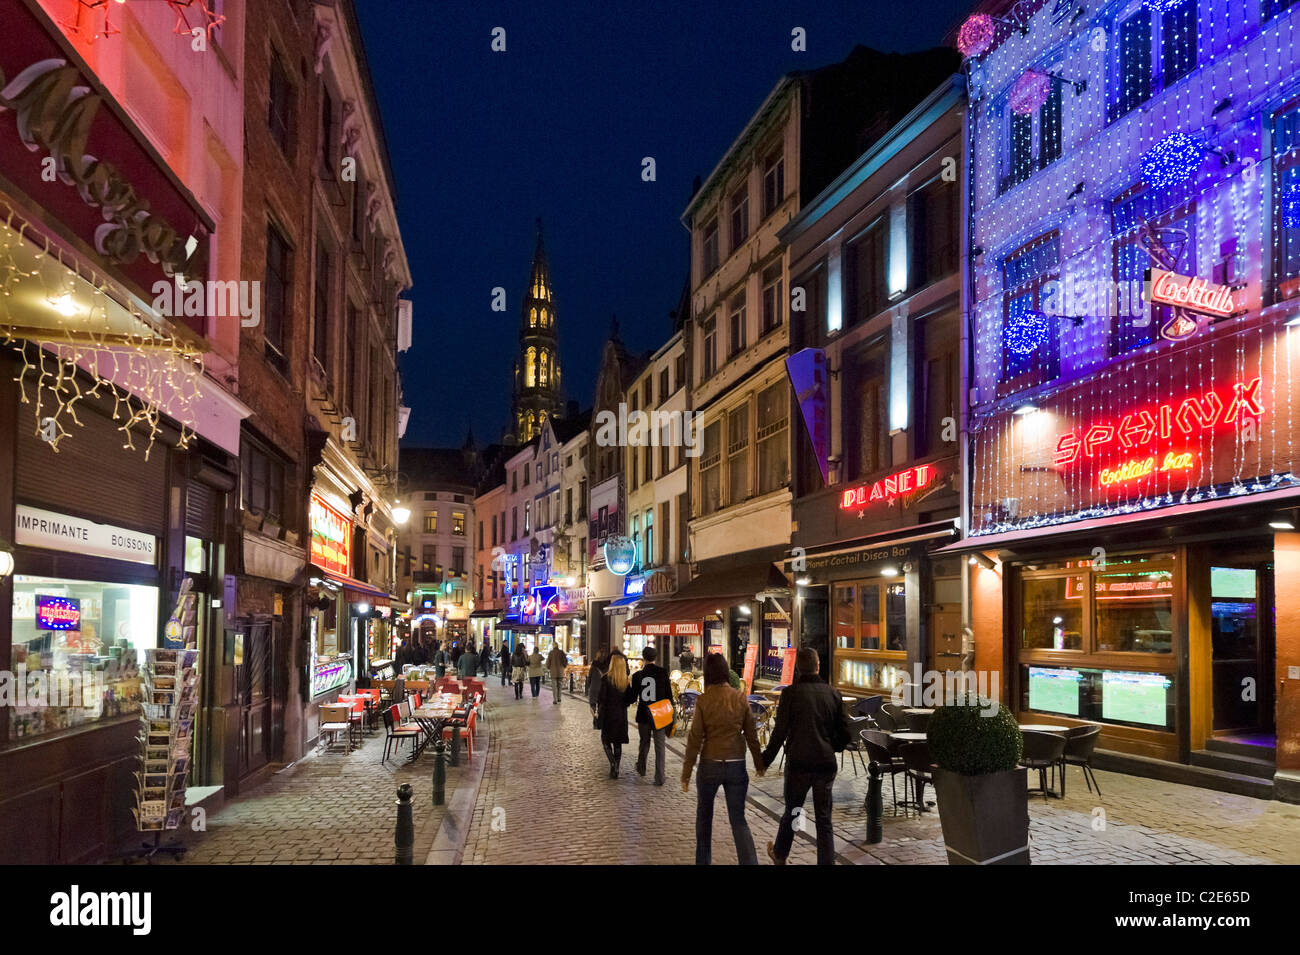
xmin=511 ymin=219 xmax=564 ymax=442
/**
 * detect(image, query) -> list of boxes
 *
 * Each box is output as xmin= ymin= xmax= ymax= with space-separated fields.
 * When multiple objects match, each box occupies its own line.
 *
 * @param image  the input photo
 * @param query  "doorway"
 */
xmin=799 ymin=588 xmax=830 ymax=682
xmin=236 ymin=620 xmax=274 ymax=779
xmin=927 ymin=557 xmax=964 ymax=689
xmin=1209 ymin=548 xmax=1275 ymax=741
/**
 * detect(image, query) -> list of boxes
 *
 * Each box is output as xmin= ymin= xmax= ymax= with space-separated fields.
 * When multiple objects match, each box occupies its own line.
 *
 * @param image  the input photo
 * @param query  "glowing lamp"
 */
xmin=392 ymin=503 xmax=410 ymax=524
xmin=957 ymin=14 xmax=995 ymax=57
xmin=1004 ymin=309 xmax=1050 ymax=356
xmin=1283 ymin=184 xmax=1300 ymax=229
xmin=1009 ymin=70 xmax=1051 ymax=116
xmin=1143 ymin=0 xmax=1189 ymax=12
xmin=1140 ymin=133 xmax=1204 ymax=190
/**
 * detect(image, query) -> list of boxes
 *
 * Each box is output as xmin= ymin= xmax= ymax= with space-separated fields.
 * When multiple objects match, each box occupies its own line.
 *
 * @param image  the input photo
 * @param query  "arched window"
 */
xmin=525 ymin=347 xmax=536 ymax=388
xmin=538 ymin=348 xmax=549 ymax=386
xmin=529 ymin=307 xmax=538 ymax=328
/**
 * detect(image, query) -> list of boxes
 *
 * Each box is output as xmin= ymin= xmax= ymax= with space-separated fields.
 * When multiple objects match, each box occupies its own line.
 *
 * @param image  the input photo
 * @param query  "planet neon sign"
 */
xmin=840 ymin=464 xmax=936 ymax=510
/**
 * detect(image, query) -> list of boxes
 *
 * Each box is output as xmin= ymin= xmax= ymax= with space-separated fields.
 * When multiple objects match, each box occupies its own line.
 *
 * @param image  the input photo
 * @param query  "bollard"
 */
xmin=395 ymin=783 xmax=414 ymax=864
xmin=569 ymin=671 xmax=575 ymax=693
xmin=866 ymin=762 xmax=883 ymax=844
xmin=431 ymin=738 xmax=446 ymax=806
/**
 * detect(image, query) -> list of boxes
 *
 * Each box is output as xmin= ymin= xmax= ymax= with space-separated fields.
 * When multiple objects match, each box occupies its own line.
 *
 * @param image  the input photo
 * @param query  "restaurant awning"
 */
xmin=671 ymin=561 xmax=791 ymax=601
xmin=469 ymin=609 xmax=502 ymax=619
xmin=310 ymin=565 xmax=390 ymax=606
xmin=624 ymin=596 xmax=746 ymax=636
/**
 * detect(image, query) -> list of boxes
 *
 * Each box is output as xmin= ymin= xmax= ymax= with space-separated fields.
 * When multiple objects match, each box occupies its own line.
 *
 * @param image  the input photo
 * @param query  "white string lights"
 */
xmin=961 ymin=0 xmax=1300 ymax=537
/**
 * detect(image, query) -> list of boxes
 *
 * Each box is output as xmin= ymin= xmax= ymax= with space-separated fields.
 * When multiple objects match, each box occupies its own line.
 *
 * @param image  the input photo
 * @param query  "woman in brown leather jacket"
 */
xmin=680 ymin=653 xmax=765 ymax=864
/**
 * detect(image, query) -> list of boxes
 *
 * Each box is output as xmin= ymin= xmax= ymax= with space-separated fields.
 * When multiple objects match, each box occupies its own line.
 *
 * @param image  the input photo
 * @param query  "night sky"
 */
xmin=357 ymin=0 xmax=975 ymax=449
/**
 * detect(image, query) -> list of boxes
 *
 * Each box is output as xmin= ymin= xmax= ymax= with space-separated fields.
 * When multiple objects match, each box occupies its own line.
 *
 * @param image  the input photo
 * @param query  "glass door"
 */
xmin=1210 ymin=562 xmax=1275 ymax=735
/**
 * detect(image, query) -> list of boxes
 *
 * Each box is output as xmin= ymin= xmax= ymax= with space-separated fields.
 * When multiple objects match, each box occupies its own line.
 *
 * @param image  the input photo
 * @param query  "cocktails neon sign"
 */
xmin=840 ymin=464 xmax=936 ymax=510
xmin=1053 ymin=377 xmax=1262 ymax=467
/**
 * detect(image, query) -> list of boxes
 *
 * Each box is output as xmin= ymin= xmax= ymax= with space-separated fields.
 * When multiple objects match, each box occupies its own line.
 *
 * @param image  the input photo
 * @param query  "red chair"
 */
xmin=442 ymin=708 xmax=476 ymax=759
xmin=382 ymin=704 xmax=423 ymax=763
xmin=412 ymin=691 xmax=422 ymax=710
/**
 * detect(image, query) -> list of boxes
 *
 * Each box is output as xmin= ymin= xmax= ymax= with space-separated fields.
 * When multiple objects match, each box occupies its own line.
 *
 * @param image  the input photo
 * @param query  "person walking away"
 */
xmin=499 ymin=642 xmax=511 ymax=687
xmin=527 ymin=645 xmax=544 ymax=698
xmin=587 ymin=648 xmax=610 ymax=728
xmin=511 ymin=644 xmax=528 ymax=700
xmin=432 ymin=643 xmax=449 ymax=680
xmin=596 ymin=651 xmax=634 ymax=778
xmin=678 ymin=646 xmax=695 ymax=675
xmin=457 ymin=641 xmax=479 ymax=680
xmin=760 ymin=648 xmax=849 ymax=865
xmin=546 ymin=642 xmax=567 ymax=704
xmin=630 ymin=645 xmax=672 ymax=784
xmin=681 ymin=653 xmax=764 ymax=864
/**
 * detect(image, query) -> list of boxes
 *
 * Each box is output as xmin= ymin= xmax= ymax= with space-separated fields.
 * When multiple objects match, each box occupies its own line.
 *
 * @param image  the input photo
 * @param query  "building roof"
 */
xmin=398 ymin=446 xmax=485 ymax=491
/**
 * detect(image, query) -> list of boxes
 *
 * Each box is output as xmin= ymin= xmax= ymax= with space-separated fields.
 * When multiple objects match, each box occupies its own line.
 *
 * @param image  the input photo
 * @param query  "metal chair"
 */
xmin=1021 ymin=731 xmax=1067 ymax=800
xmin=855 ymin=695 xmax=884 ymax=719
xmin=874 ymin=707 xmax=899 ymax=732
xmin=1060 ymin=725 xmax=1102 ymax=796
xmin=898 ymin=741 xmax=934 ymax=815
xmin=881 ymin=701 xmax=910 ymax=729
xmin=861 ymin=730 xmax=908 ymax=815
xmin=839 ymin=715 xmax=869 ymax=776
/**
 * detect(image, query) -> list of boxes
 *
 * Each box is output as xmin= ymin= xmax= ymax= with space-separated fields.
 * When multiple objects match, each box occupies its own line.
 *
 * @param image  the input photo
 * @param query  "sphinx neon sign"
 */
xmin=1053 ymin=377 xmax=1262 ymax=467
xmin=840 ymin=464 xmax=936 ymax=510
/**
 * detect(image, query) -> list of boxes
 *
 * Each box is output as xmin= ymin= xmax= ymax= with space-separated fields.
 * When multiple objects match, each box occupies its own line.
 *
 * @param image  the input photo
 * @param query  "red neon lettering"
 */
xmin=839 ymin=465 xmax=941 ymax=510
xmin=1083 ymin=424 xmax=1114 ymax=457
xmin=1175 ymin=392 xmax=1222 ymax=434
xmin=1225 ymin=376 xmax=1263 ymax=421
xmin=1053 ymin=433 xmax=1080 ymax=466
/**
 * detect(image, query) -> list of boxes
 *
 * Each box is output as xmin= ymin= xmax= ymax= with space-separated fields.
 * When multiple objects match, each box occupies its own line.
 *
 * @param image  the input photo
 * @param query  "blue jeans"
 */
xmin=695 ymin=761 xmax=757 ymax=865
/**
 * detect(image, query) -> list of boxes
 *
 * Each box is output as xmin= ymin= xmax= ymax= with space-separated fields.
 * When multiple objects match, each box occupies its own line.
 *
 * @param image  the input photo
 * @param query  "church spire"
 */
xmin=511 ymin=219 xmax=564 ymax=443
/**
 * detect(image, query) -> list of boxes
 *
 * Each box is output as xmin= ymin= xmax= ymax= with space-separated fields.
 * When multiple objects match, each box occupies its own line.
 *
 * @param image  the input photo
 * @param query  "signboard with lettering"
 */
xmin=309 ymin=495 xmax=351 ymax=577
xmin=780 ymin=647 xmax=798 ymax=686
xmin=36 ymin=595 xmax=81 ymax=630
xmin=15 ymin=504 xmax=157 ymax=565
xmin=588 ymin=476 xmax=623 ymax=565
xmin=741 ymin=643 xmax=758 ymax=693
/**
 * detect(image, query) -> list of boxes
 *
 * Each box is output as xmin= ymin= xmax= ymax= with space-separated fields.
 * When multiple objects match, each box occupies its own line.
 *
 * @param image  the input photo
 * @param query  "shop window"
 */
xmin=1000 ymin=232 xmax=1060 ymax=390
xmin=1094 ymin=565 xmax=1173 ymax=653
xmin=10 ymin=576 xmax=160 ymax=741
xmin=1020 ymin=665 xmax=1174 ymax=731
xmin=830 ymin=578 xmax=907 ymax=693
xmin=1020 ymin=575 xmax=1085 ymax=650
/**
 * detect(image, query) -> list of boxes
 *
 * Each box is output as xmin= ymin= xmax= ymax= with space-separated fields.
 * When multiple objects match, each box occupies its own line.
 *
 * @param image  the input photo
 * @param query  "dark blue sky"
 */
xmin=357 ymin=0 xmax=974 ymax=448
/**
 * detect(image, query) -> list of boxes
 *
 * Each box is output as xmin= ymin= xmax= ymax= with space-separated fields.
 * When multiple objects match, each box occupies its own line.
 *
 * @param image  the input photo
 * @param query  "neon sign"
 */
xmin=1099 ymin=451 xmax=1196 ymax=486
xmin=1053 ymin=377 xmax=1262 ymax=467
xmin=309 ymin=495 xmax=351 ymax=576
xmin=840 ymin=464 xmax=936 ymax=510
xmin=603 ymin=536 xmax=637 ymax=576
xmin=36 ymin=595 xmax=81 ymax=630
xmin=1145 ymin=268 xmax=1236 ymax=318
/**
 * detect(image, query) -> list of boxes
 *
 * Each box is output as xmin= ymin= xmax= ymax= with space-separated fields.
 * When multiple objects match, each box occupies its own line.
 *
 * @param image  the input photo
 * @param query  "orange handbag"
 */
xmin=648 ymin=699 xmax=675 ymax=734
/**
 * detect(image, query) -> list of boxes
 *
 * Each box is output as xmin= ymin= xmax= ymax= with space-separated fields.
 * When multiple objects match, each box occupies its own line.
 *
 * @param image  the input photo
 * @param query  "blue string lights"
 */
xmin=1004 ymin=308 xmax=1050 ymax=356
xmin=1140 ymin=133 xmax=1205 ymax=190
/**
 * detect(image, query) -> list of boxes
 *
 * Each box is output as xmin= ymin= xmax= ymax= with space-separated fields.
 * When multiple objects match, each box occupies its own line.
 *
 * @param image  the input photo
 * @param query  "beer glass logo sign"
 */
xmin=603 ymin=535 xmax=637 ymax=576
xmin=36 ymin=595 xmax=81 ymax=631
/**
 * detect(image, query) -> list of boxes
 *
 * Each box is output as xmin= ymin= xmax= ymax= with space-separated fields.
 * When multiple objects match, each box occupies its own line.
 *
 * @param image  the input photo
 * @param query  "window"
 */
xmin=344 ymin=305 xmax=360 ymax=413
xmin=313 ymin=239 xmax=331 ymax=370
xmin=909 ymin=177 xmax=959 ymax=289
xmin=319 ymin=84 xmax=335 ymax=176
xmin=1110 ymin=3 xmax=1196 ymax=123
xmin=917 ymin=314 xmax=958 ymax=458
xmin=241 ymin=439 xmax=286 ymax=523
xmin=727 ymin=405 xmax=749 ymax=505
xmin=1273 ymin=99 xmax=1300 ymax=299
xmin=511 ymin=507 xmax=518 ymax=540
xmin=729 ymin=183 xmax=749 ymax=252
xmin=728 ymin=291 xmax=747 ymax=356
xmin=523 ymin=465 xmax=530 ymax=487
xmin=524 ymin=502 xmax=531 ymax=534
xmin=268 ymin=54 xmax=292 ymax=153
xmin=452 ymin=547 xmax=465 ymax=574
xmin=701 ymin=218 xmax=720 ymax=275
xmin=674 ymin=353 xmax=686 ymax=390
xmin=845 ymin=341 xmax=890 ymax=481
xmin=700 ymin=420 xmax=722 ymax=516
xmin=490 ymin=515 xmax=497 ymax=547
xmin=1000 ymin=232 xmax=1061 ymax=387
xmin=659 ymin=367 xmax=669 ymax=400
xmin=644 ymin=508 xmax=654 ymax=567
xmin=423 ymin=511 xmax=437 ymax=534
xmin=848 ymin=219 xmax=888 ymax=325
xmin=452 ymin=511 xmax=466 ymax=536
xmin=512 ymin=471 xmax=517 ymax=492
xmin=762 ymin=148 xmax=785 ymax=217
xmin=702 ymin=316 xmax=718 ymax=378
xmin=832 ymin=578 xmax=908 ymax=694
xmin=1111 ymin=186 xmax=1196 ymax=354
xmin=421 ymin=545 xmax=435 ymax=572
xmin=629 ymin=513 xmax=641 ymax=570
xmin=264 ymin=224 xmax=290 ymax=361
xmin=642 ymin=444 xmax=651 ymax=485
xmin=1001 ymin=78 xmax=1062 ymax=192
xmin=760 ymin=263 xmax=783 ymax=334
xmin=756 ymin=382 xmax=788 ymax=494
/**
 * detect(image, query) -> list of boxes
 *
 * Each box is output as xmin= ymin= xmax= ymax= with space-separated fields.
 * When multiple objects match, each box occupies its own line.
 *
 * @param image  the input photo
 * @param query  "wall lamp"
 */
xmin=968 ymin=553 xmax=998 ymax=571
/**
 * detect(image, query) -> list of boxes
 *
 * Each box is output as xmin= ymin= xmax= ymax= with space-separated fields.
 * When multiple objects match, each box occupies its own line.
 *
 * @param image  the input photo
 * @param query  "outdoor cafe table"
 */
xmin=1019 ymin=723 xmax=1068 ymax=733
xmin=888 ymin=731 xmax=927 ymax=742
xmin=411 ymin=695 xmax=462 ymax=763
xmin=902 ymin=707 xmax=934 ymax=731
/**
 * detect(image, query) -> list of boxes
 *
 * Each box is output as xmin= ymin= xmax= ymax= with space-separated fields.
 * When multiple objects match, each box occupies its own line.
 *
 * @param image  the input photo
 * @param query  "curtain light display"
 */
xmin=1009 ymin=70 xmax=1051 ymax=115
xmin=958 ymin=14 xmax=996 ymax=58
xmin=964 ymin=0 xmax=1300 ymax=537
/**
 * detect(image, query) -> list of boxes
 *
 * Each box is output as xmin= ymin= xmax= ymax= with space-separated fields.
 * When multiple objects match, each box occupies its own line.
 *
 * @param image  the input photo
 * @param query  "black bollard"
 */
xmin=431 ymin=738 xmax=446 ymax=806
xmin=866 ymin=762 xmax=883 ymax=844
xmin=395 ymin=783 xmax=414 ymax=864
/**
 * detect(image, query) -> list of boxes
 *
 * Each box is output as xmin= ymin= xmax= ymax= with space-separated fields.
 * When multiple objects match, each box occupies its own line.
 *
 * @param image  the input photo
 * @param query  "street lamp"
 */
xmin=0 ymin=547 xmax=13 ymax=578
xmin=392 ymin=501 xmax=411 ymax=524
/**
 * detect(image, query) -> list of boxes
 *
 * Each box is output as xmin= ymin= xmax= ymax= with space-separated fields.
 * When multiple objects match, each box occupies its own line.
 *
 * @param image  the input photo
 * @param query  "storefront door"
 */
xmin=800 ymin=589 xmax=830 ymax=682
xmin=235 ymin=621 xmax=273 ymax=778
xmin=1210 ymin=556 xmax=1276 ymax=737
xmin=928 ymin=606 xmax=963 ymax=684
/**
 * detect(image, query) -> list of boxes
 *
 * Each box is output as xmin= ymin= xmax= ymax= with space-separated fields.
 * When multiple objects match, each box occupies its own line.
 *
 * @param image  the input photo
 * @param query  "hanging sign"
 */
xmin=309 ymin=495 xmax=351 ymax=576
xmin=1145 ymin=268 xmax=1237 ymax=319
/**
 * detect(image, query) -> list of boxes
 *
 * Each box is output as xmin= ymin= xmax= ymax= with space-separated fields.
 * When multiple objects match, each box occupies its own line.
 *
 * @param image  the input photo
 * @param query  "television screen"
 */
xmin=1028 ymin=666 xmax=1080 ymax=716
xmin=1102 ymin=670 xmax=1171 ymax=728
xmin=1211 ymin=567 xmax=1256 ymax=600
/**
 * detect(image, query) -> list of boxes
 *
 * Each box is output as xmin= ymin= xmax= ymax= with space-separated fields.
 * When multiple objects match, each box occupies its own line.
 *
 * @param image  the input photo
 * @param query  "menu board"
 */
xmin=779 ymin=647 xmax=797 ymax=686
xmin=741 ymin=643 xmax=757 ymax=694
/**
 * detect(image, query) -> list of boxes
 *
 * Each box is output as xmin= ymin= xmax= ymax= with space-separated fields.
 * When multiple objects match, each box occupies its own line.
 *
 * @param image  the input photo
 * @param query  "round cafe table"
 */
xmin=1019 ymin=723 xmax=1068 ymax=733
xmin=888 ymin=731 xmax=927 ymax=741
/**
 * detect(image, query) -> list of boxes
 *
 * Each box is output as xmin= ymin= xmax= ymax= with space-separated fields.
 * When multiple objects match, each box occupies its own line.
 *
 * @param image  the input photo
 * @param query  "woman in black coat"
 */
xmin=597 ymin=651 xmax=635 ymax=778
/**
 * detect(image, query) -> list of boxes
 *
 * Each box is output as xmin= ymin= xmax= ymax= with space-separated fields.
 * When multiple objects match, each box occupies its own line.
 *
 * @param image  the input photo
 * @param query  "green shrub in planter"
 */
xmin=927 ymin=697 xmax=1022 ymax=775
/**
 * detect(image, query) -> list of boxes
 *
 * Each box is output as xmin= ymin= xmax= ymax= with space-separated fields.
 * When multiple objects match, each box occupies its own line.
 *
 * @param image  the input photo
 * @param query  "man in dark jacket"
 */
xmin=761 ymin=648 xmax=848 ymax=865
xmin=630 ymin=645 xmax=673 ymax=785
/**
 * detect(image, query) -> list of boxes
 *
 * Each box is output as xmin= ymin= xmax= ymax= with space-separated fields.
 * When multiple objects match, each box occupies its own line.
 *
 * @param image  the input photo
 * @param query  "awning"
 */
xmin=672 ymin=561 xmax=790 ymax=601
xmin=624 ymin=596 xmax=746 ymax=636
xmin=783 ymin=520 xmax=958 ymax=564
xmin=310 ymin=565 xmax=390 ymax=606
xmin=608 ymin=594 xmax=640 ymax=608
xmin=936 ymin=483 xmax=1300 ymax=556
xmin=469 ymin=609 xmax=502 ymax=619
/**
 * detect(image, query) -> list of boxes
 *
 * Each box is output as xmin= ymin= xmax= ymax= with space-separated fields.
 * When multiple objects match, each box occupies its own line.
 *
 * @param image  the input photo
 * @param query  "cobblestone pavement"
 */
xmin=159 ymin=721 xmax=472 ymax=865
xmin=468 ymin=688 xmax=1300 ymax=865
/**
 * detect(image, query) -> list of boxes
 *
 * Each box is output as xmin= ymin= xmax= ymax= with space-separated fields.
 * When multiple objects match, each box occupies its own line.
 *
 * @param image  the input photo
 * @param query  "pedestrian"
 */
xmin=545 ymin=641 xmax=567 ymax=704
xmin=678 ymin=646 xmax=695 ymax=675
xmin=527 ymin=644 xmax=544 ymax=698
xmin=481 ymin=642 xmax=492 ymax=677
xmin=458 ymin=641 xmax=479 ymax=680
xmin=432 ymin=642 xmax=449 ymax=680
xmin=499 ymin=642 xmax=512 ymax=687
xmin=450 ymin=641 xmax=463 ymax=667
xmin=629 ymin=645 xmax=673 ymax=785
xmin=596 ymin=651 xmax=634 ymax=778
xmin=681 ymin=652 xmax=765 ymax=865
xmin=761 ymin=648 xmax=850 ymax=866
xmin=511 ymin=643 xmax=528 ymax=700
xmin=587 ymin=647 xmax=609 ymax=727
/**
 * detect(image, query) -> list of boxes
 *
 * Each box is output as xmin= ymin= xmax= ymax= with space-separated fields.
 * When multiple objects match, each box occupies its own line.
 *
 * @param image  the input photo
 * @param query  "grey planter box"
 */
xmin=932 ymin=766 xmax=1031 ymax=865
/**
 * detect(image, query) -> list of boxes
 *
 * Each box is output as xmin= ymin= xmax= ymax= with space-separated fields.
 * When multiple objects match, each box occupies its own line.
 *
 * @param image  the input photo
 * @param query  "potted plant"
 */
xmin=927 ymin=696 xmax=1030 ymax=865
